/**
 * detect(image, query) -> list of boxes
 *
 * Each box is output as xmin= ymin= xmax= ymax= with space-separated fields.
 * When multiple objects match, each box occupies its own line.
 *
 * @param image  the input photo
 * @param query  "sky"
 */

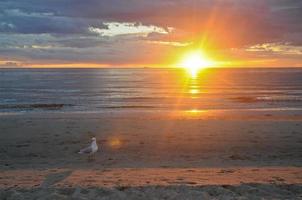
xmin=0 ymin=0 xmax=301 ymax=68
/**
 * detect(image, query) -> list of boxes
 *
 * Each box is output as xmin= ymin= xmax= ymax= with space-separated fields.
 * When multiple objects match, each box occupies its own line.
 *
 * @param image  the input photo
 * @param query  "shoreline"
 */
xmin=1 ymin=108 xmax=302 ymax=121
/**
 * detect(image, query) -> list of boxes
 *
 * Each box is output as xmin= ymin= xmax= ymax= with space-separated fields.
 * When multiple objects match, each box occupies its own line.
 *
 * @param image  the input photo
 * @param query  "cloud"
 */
xmin=0 ymin=60 xmax=21 ymax=67
xmin=89 ymin=22 xmax=169 ymax=37
xmin=0 ymin=8 xmax=107 ymax=34
xmin=0 ymin=0 xmax=301 ymax=67
xmin=246 ymin=42 xmax=302 ymax=55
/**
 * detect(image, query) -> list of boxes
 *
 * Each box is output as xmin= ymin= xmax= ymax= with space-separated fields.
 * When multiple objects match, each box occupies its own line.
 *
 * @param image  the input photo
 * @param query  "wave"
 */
xmin=97 ymin=105 xmax=157 ymax=109
xmin=232 ymin=96 xmax=302 ymax=103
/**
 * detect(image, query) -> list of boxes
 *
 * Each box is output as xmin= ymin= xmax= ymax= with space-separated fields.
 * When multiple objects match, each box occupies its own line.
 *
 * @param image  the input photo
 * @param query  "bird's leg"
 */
xmin=87 ymin=154 xmax=92 ymax=162
xmin=92 ymin=153 xmax=96 ymax=161
xmin=87 ymin=153 xmax=95 ymax=162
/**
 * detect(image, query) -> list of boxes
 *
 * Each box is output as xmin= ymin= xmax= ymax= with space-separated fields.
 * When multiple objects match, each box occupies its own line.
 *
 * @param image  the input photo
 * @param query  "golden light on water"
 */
xmin=189 ymin=89 xmax=200 ymax=94
xmin=185 ymin=109 xmax=208 ymax=117
xmin=187 ymin=109 xmax=203 ymax=113
xmin=180 ymin=50 xmax=214 ymax=77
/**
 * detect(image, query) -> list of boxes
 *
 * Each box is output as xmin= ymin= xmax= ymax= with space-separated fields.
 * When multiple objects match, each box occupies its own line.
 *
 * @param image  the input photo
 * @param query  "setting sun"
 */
xmin=181 ymin=51 xmax=213 ymax=77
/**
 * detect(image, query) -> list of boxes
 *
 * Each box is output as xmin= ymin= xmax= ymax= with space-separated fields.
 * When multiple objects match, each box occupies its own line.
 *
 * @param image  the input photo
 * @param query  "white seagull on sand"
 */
xmin=78 ymin=137 xmax=98 ymax=155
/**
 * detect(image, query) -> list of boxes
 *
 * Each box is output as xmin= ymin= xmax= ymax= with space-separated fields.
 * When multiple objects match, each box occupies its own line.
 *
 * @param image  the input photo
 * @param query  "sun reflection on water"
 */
xmin=189 ymin=89 xmax=200 ymax=95
xmin=185 ymin=68 xmax=208 ymax=112
xmin=187 ymin=109 xmax=202 ymax=113
xmin=182 ymin=109 xmax=208 ymax=118
xmin=187 ymin=70 xmax=201 ymax=98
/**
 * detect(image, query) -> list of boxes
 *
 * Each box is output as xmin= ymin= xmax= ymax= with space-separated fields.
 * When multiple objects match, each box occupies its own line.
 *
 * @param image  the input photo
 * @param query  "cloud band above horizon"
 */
xmin=0 ymin=0 xmax=301 ymax=68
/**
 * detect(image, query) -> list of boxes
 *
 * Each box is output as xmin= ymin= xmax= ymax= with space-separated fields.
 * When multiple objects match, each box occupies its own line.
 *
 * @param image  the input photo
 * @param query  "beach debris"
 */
xmin=78 ymin=137 xmax=98 ymax=155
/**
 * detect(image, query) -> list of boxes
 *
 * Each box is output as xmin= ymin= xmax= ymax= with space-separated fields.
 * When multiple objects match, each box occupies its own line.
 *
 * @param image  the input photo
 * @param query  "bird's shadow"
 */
xmin=40 ymin=170 xmax=72 ymax=188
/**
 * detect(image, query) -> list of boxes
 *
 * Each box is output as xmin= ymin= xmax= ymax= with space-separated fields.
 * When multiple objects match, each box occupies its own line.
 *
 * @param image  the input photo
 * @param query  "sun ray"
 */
xmin=180 ymin=50 xmax=214 ymax=77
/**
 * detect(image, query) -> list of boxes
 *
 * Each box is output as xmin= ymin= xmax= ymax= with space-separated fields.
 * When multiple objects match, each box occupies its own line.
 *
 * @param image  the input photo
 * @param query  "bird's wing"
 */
xmin=79 ymin=145 xmax=92 ymax=154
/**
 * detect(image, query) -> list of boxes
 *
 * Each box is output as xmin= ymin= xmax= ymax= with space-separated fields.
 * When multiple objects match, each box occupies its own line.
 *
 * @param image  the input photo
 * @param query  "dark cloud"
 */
xmin=0 ymin=9 xmax=106 ymax=34
xmin=0 ymin=0 xmax=301 ymax=66
xmin=1 ymin=0 xmax=301 ymax=42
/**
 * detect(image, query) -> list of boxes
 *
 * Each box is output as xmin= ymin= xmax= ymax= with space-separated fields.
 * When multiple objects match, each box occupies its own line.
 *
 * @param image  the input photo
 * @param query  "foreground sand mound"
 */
xmin=1 ymin=184 xmax=302 ymax=200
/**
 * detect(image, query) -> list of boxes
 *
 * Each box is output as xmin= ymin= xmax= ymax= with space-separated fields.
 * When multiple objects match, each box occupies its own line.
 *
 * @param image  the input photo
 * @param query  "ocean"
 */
xmin=1 ymin=68 xmax=302 ymax=114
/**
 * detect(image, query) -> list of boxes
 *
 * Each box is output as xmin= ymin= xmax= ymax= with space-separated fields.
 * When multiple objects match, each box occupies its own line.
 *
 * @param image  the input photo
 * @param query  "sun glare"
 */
xmin=181 ymin=51 xmax=213 ymax=77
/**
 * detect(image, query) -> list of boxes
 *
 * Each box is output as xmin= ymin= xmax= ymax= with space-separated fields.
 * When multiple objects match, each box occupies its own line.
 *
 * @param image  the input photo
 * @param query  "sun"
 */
xmin=181 ymin=51 xmax=213 ymax=77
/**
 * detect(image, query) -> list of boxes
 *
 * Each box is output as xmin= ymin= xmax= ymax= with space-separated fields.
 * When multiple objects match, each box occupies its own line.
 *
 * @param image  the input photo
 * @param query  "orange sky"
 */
xmin=0 ymin=0 xmax=301 ymax=68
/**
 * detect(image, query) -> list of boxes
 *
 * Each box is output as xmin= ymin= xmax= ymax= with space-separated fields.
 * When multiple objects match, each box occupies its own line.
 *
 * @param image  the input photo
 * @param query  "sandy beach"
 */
xmin=1 ymin=168 xmax=302 ymax=199
xmin=1 ymin=111 xmax=302 ymax=199
xmin=1 ymin=0 xmax=302 ymax=197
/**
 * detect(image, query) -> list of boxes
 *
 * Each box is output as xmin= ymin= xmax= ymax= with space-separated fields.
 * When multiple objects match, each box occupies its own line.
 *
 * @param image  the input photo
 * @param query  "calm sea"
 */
xmin=0 ymin=68 xmax=302 ymax=114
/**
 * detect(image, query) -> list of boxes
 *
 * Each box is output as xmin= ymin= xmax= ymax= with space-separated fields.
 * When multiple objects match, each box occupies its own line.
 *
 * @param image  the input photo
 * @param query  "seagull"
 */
xmin=78 ymin=137 xmax=98 ymax=155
